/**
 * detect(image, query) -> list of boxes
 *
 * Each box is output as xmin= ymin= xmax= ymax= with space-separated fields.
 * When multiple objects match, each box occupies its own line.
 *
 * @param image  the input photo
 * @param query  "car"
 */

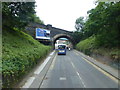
xmin=58 ymin=45 xmax=66 ymax=55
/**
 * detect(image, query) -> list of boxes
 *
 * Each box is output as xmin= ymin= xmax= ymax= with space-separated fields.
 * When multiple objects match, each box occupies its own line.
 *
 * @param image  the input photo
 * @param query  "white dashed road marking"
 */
xmin=76 ymin=72 xmax=86 ymax=88
xmin=59 ymin=77 xmax=66 ymax=80
xmin=70 ymin=61 xmax=86 ymax=88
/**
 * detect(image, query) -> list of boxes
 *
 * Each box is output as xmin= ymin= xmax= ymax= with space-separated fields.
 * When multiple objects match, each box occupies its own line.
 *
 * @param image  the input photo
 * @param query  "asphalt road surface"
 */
xmin=40 ymin=50 xmax=119 ymax=88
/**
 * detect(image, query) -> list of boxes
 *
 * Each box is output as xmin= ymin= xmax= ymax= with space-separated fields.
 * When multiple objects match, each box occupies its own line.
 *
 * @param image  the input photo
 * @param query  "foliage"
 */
xmin=75 ymin=17 xmax=85 ymax=32
xmin=2 ymin=2 xmax=46 ymax=88
xmin=31 ymin=14 xmax=44 ymax=24
xmin=87 ymin=2 xmax=120 ymax=47
xmin=70 ymin=17 xmax=85 ymax=44
xmin=76 ymin=36 xmax=120 ymax=61
xmin=2 ymin=2 xmax=44 ymax=30
xmin=75 ymin=2 xmax=120 ymax=65
xmin=69 ymin=31 xmax=84 ymax=44
xmin=76 ymin=36 xmax=96 ymax=55
xmin=2 ymin=29 xmax=51 ymax=88
xmin=75 ymin=2 xmax=120 ymax=48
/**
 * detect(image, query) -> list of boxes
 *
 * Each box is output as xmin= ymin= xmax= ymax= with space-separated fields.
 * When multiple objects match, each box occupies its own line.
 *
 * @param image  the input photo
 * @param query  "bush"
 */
xmin=76 ymin=36 xmax=96 ymax=55
xmin=76 ymin=36 xmax=120 ymax=66
xmin=2 ymin=29 xmax=51 ymax=88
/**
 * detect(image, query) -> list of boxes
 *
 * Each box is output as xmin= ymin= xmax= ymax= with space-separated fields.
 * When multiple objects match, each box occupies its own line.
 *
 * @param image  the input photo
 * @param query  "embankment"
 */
xmin=76 ymin=36 xmax=120 ymax=69
xmin=2 ymin=29 xmax=51 ymax=88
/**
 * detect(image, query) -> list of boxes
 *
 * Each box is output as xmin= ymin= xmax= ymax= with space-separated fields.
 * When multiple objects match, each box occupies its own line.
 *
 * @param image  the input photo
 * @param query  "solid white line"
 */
xmin=22 ymin=77 xmax=35 ymax=88
xmin=50 ymin=53 xmax=57 ymax=69
xmin=34 ymin=57 xmax=51 ymax=75
xmin=50 ymin=51 xmax=55 ymax=56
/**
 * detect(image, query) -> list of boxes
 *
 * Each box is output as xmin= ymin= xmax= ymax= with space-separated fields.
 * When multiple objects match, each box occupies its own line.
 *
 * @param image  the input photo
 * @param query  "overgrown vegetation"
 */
xmin=75 ymin=2 xmax=120 ymax=64
xmin=2 ymin=2 xmax=44 ymax=31
xmin=76 ymin=36 xmax=96 ymax=55
xmin=76 ymin=36 xmax=120 ymax=61
xmin=2 ymin=2 xmax=50 ymax=88
xmin=2 ymin=29 xmax=51 ymax=88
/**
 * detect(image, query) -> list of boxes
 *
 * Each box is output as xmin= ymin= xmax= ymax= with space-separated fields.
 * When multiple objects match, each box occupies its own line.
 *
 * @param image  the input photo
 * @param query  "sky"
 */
xmin=35 ymin=0 xmax=97 ymax=31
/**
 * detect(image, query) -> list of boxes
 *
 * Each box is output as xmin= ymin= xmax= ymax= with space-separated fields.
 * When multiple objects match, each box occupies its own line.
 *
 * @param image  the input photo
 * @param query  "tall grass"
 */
xmin=2 ymin=29 xmax=51 ymax=88
xmin=76 ymin=36 xmax=96 ymax=55
xmin=76 ymin=36 xmax=120 ymax=64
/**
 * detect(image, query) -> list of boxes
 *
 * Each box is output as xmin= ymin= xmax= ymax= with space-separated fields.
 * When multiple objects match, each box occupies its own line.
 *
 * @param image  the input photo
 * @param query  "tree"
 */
xmin=75 ymin=2 xmax=120 ymax=47
xmin=75 ymin=17 xmax=85 ymax=32
xmin=69 ymin=31 xmax=84 ymax=44
xmin=2 ymin=2 xmax=36 ymax=30
xmin=31 ymin=14 xmax=44 ymax=24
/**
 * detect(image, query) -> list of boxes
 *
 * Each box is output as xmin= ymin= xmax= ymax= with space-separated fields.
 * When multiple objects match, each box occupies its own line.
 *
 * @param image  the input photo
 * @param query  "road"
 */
xmin=39 ymin=50 xmax=119 ymax=88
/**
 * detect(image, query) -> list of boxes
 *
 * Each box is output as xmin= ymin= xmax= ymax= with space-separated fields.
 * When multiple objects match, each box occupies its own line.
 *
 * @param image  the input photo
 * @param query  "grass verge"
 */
xmin=2 ymin=29 xmax=51 ymax=88
xmin=76 ymin=36 xmax=120 ymax=68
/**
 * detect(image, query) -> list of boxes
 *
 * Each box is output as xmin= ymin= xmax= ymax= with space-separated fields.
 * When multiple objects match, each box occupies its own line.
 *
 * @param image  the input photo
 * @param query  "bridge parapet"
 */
xmin=25 ymin=23 xmax=74 ymax=45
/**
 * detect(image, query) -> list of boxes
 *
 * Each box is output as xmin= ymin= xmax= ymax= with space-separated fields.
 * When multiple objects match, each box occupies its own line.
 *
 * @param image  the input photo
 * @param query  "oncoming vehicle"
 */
xmin=58 ymin=45 xmax=66 ymax=55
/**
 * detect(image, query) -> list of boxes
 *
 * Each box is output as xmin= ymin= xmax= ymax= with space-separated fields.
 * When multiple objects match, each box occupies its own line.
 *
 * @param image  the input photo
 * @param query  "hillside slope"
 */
xmin=2 ymin=29 xmax=51 ymax=88
xmin=76 ymin=36 xmax=120 ymax=69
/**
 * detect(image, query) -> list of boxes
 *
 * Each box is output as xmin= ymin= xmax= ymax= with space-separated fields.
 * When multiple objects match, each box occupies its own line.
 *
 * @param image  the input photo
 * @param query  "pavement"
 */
xmin=40 ymin=50 xmax=119 ymax=88
xmin=20 ymin=49 xmax=120 ymax=89
xmin=74 ymin=50 xmax=119 ymax=80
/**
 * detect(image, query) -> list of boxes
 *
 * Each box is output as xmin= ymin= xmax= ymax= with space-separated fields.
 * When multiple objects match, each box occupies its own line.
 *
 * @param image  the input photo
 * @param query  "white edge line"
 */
xmin=22 ymin=51 xmax=54 ymax=88
xmin=50 ymin=53 xmax=57 ymax=69
xmin=50 ymin=51 xmax=55 ymax=55
xmin=34 ymin=56 xmax=51 ymax=75
xmin=22 ymin=77 xmax=35 ymax=88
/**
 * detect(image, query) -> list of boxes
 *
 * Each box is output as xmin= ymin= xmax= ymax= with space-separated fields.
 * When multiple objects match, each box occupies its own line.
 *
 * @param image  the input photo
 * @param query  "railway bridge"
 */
xmin=25 ymin=23 xmax=75 ymax=46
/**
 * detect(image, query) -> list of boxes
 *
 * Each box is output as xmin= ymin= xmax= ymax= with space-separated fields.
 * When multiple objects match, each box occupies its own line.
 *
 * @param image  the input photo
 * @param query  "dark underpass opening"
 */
xmin=53 ymin=34 xmax=75 ymax=49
